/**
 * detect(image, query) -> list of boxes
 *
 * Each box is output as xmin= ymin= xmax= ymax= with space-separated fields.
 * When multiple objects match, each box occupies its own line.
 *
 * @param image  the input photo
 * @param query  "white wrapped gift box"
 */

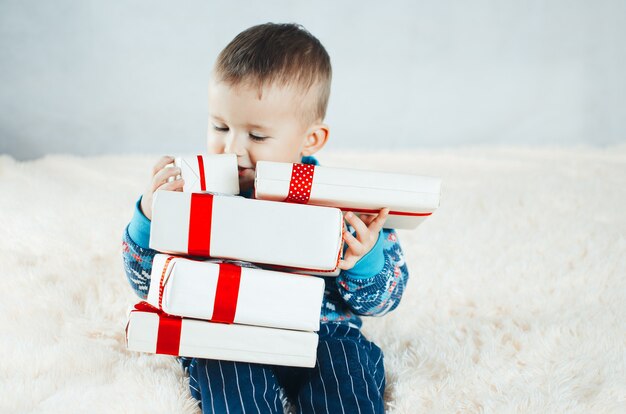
xmin=125 ymin=302 xmax=318 ymax=368
xmin=146 ymin=254 xmax=325 ymax=331
xmin=254 ymin=161 xmax=442 ymax=229
xmin=174 ymin=154 xmax=239 ymax=195
xmin=149 ymin=190 xmax=344 ymax=271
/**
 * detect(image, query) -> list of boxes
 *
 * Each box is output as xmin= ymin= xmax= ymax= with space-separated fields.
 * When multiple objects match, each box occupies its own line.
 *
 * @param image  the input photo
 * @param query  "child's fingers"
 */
xmin=368 ymin=208 xmax=390 ymax=234
xmin=156 ymin=178 xmax=184 ymax=192
xmin=151 ymin=166 xmax=181 ymax=192
xmin=343 ymin=230 xmax=365 ymax=256
xmin=152 ymin=155 xmax=175 ymax=176
xmin=360 ymin=214 xmax=376 ymax=226
xmin=337 ymin=257 xmax=356 ymax=271
xmin=343 ymin=211 xmax=368 ymax=241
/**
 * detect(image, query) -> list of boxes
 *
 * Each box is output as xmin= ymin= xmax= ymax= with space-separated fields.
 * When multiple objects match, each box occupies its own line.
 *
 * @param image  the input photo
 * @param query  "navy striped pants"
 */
xmin=180 ymin=323 xmax=386 ymax=413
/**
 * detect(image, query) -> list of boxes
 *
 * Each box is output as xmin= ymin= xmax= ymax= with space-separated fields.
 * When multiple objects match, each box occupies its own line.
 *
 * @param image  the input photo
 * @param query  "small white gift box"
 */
xmin=125 ymin=302 xmax=318 ymax=367
xmin=149 ymin=190 xmax=343 ymax=271
xmin=174 ymin=154 xmax=239 ymax=195
xmin=254 ymin=161 xmax=442 ymax=229
xmin=146 ymin=254 xmax=325 ymax=331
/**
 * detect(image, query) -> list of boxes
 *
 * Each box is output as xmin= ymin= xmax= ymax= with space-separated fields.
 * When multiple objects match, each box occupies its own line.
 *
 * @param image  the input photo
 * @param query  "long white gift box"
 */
xmin=254 ymin=161 xmax=442 ymax=229
xmin=125 ymin=302 xmax=318 ymax=368
xmin=150 ymin=190 xmax=343 ymax=271
xmin=174 ymin=154 xmax=239 ymax=195
xmin=146 ymin=254 xmax=325 ymax=331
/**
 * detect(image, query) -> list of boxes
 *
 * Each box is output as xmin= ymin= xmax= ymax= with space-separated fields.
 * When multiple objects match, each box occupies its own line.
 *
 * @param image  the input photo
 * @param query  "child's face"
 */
xmin=207 ymin=78 xmax=316 ymax=192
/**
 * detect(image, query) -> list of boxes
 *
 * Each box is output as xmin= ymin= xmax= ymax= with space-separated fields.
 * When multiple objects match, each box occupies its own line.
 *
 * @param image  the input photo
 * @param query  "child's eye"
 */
xmin=213 ymin=125 xmax=229 ymax=132
xmin=249 ymin=133 xmax=268 ymax=142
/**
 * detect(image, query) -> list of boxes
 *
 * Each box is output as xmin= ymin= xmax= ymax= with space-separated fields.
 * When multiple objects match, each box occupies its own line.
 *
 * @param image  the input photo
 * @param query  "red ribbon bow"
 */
xmin=132 ymin=301 xmax=182 ymax=356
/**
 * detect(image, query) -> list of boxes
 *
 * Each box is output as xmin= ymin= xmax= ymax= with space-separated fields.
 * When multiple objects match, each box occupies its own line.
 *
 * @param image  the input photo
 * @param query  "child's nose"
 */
xmin=223 ymin=134 xmax=245 ymax=156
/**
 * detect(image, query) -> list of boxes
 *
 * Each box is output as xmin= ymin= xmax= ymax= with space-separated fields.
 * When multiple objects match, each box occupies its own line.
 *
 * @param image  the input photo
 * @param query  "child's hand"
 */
xmin=140 ymin=155 xmax=184 ymax=220
xmin=338 ymin=208 xmax=390 ymax=271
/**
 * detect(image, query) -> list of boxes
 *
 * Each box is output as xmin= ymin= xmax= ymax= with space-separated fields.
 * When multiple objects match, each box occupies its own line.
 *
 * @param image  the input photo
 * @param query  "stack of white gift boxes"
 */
xmin=125 ymin=154 xmax=442 ymax=368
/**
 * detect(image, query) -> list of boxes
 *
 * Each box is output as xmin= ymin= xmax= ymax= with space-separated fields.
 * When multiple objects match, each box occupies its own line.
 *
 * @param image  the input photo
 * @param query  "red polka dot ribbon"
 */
xmin=284 ymin=163 xmax=316 ymax=204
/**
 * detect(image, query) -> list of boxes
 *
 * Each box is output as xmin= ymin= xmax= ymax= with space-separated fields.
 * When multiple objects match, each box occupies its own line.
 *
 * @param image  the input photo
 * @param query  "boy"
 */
xmin=123 ymin=23 xmax=409 ymax=414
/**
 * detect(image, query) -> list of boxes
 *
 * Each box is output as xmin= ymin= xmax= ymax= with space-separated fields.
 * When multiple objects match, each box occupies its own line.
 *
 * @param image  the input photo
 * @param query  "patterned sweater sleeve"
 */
xmin=335 ymin=228 xmax=409 ymax=316
xmin=122 ymin=197 xmax=157 ymax=299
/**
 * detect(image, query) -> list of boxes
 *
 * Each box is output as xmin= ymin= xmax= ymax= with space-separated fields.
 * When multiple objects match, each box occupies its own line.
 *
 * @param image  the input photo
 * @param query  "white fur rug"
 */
xmin=1 ymin=148 xmax=625 ymax=413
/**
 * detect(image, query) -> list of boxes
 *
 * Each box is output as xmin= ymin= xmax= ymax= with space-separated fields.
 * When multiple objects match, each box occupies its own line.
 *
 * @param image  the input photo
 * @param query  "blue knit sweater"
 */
xmin=122 ymin=156 xmax=409 ymax=328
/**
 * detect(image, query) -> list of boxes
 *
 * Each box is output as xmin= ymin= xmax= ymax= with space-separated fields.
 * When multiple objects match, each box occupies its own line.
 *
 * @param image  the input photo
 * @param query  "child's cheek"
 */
xmin=206 ymin=138 xmax=225 ymax=155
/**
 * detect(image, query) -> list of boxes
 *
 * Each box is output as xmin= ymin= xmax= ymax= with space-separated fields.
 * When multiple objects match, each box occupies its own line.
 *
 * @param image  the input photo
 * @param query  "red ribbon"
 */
xmin=188 ymin=193 xmax=213 ymax=256
xmin=212 ymin=263 xmax=242 ymax=324
xmin=197 ymin=155 xmax=206 ymax=191
xmin=284 ymin=163 xmax=315 ymax=204
xmin=132 ymin=301 xmax=182 ymax=356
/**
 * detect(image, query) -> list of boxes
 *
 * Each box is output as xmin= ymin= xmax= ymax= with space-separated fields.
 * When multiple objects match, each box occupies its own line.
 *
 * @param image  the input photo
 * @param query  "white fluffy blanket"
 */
xmin=1 ymin=148 xmax=625 ymax=413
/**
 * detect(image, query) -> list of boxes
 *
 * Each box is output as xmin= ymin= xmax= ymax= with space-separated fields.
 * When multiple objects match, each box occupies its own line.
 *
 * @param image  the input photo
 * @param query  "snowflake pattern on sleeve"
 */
xmin=122 ymin=224 xmax=157 ymax=299
xmin=335 ymin=229 xmax=409 ymax=317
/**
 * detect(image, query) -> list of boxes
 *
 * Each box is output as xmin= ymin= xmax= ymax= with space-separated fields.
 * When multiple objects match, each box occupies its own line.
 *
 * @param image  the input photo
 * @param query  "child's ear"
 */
xmin=301 ymin=123 xmax=329 ymax=156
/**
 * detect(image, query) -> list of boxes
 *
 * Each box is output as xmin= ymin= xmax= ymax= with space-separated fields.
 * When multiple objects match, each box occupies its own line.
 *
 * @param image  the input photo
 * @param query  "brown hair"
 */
xmin=214 ymin=23 xmax=332 ymax=124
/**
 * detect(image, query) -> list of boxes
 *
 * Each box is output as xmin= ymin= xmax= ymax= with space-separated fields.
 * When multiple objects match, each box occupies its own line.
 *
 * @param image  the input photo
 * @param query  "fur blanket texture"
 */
xmin=1 ymin=147 xmax=624 ymax=413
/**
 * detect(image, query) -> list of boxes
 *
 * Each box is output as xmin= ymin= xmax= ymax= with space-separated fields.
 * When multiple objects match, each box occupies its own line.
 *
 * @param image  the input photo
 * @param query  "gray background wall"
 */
xmin=1 ymin=0 xmax=625 ymax=160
